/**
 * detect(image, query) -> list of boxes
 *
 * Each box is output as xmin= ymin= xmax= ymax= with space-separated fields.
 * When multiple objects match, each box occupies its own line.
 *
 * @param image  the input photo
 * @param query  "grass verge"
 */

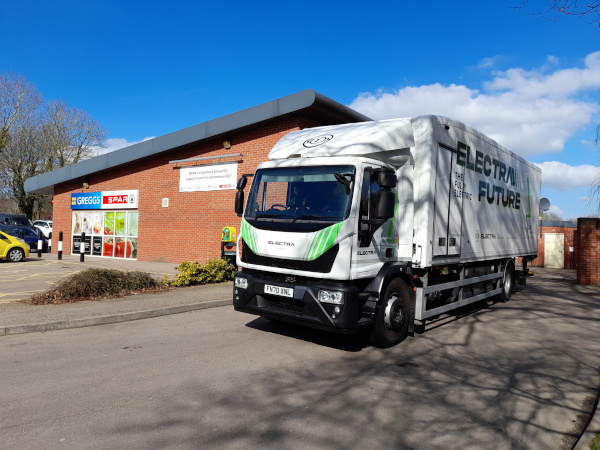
xmin=23 ymin=268 xmax=171 ymax=305
xmin=591 ymin=430 xmax=600 ymax=450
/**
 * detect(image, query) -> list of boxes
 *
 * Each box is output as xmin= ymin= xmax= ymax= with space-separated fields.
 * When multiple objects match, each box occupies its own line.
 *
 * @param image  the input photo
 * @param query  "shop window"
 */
xmin=72 ymin=210 xmax=138 ymax=259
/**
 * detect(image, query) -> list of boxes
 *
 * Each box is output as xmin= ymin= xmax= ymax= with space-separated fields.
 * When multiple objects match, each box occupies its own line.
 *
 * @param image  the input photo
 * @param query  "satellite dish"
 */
xmin=539 ymin=198 xmax=551 ymax=212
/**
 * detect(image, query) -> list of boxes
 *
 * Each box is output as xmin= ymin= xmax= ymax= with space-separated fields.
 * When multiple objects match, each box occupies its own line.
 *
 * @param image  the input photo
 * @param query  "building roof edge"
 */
xmin=25 ymin=90 xmax=371 ymax=195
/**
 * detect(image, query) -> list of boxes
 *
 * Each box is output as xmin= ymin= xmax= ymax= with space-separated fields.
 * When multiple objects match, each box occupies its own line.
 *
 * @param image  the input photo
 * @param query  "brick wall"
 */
xmin=52 ymin=116 xmax=320 ymax=263
xmin=576 ymin=218 xmax=600 ymax=285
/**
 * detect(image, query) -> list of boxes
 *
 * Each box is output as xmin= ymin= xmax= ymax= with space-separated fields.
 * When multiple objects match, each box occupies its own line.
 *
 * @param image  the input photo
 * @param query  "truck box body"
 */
xmin=233 ymin=116 xmax=541 ymax=346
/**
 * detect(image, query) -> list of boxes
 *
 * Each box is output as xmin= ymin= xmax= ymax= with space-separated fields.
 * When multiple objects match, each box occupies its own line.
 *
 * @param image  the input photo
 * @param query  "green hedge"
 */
xmin=170 ymin=258 xmax=236 ymax=286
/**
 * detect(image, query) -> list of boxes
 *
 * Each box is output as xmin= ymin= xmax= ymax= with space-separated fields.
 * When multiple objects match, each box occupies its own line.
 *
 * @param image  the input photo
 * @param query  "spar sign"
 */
xmin=71 ymin=190 xmax=139 ymax=210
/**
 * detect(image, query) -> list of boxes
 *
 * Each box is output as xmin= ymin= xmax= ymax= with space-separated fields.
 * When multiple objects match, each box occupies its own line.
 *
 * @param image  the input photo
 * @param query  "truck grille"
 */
xmin=257 ymin=271 xmax=311 ymax=285
xmin=242 ymin=241 xmax=338 ymax=273
xmin=265 ymin=298 xmax=304 ymax=314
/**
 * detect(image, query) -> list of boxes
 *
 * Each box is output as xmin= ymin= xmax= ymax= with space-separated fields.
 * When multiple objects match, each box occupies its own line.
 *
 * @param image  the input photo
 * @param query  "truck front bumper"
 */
xmin=233 ymin=271 xmax=360 ymax=334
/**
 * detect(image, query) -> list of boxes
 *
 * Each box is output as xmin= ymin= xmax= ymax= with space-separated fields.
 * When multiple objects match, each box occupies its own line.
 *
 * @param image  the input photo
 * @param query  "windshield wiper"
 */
xmin=256 ymin=213 xmax=296 ymax=219
xmin=295 ymin=215 xmax=340 ymax=221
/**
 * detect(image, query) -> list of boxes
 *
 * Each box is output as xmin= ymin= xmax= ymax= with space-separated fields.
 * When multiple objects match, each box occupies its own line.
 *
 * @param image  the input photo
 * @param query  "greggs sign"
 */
xmin=71 ymin=190 xmax=139 ymax=210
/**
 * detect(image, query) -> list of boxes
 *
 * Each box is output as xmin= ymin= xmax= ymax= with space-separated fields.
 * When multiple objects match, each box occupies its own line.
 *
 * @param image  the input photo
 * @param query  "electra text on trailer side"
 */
xmin=233 ymin=116 xmax=541 ymax=347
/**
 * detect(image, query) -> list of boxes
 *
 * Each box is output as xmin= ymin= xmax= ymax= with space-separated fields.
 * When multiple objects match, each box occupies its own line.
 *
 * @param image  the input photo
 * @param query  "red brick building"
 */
xmin=24 ymin=90 xmax=370 ymax=263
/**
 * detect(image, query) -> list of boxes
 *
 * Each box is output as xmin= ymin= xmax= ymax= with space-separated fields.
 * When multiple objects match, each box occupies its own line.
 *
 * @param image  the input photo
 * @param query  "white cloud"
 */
xmin=548 ymin=204 xmax=564 ymax=217
xmin=535 ymin=161 xmax=599 ymax=191
xmin=478 ymin=56 xmax=500 ymax=69
xmin=97 ymin=137 xmax=155 ymax=155
xmin=349 ymin=52 xmax=600 ymax=157
xmin=486 ymin=52 xmax=600 ymax=98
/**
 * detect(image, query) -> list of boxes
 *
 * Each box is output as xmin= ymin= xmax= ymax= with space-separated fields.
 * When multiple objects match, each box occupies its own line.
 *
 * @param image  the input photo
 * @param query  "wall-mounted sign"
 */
xmin=179 ymin=163 xmax=237 ymax=192
xmin=71 ymin=190 xmax=139 ymax=210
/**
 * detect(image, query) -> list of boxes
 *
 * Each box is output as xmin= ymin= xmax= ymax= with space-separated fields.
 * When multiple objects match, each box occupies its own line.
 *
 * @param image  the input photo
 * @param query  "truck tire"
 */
xmin=8 ymin=248 xmax=25 ymax=262
xmin=499 ymin=259 xmax=515 ymax=303
xmin=370 ymin=278 xmax=410 ymax=348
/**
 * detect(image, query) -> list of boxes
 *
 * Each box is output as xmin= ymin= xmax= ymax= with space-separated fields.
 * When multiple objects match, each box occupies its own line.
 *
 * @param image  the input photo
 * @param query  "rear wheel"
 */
xmin=8 ymin=248 xmax=25 ymax=262
xmin=370 ymin=278 xmax=411 ymax=348
xmin=499 ymin=259 xmax=515 ymax=302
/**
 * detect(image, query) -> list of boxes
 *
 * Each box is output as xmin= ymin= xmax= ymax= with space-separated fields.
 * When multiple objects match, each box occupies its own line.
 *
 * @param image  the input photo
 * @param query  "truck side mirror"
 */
xmin=377 ymin=190 xmax=395 ymax=219
xmin=235 ymin=190 xmax=245 ymax=215
xmin=378 ymin=172 xmax=397 ymax=189
xmin=237 ymin=175 xmax=247 ymax=190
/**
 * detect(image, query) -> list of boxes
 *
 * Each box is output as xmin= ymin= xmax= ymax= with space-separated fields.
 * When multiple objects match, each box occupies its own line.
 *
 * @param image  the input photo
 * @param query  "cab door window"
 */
xmin=359 ymin=169 xmax=381 ymax=220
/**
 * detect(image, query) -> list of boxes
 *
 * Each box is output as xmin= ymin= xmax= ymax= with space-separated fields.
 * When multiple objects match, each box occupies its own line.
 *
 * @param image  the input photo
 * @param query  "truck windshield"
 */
xmin=245 ymin=165 xmax=355 ymax=222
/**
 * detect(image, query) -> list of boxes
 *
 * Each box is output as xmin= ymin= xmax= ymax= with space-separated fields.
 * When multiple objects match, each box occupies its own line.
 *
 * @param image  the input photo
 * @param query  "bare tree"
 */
xmin=0 ymin=73 xmax=42 ymax=132
xmin=516 ymin=0 xmax=600 ymax=25
xmin=541 ymin=211 xmax=564 ymax=221
xmin=0 ymin=72 xmax=108 ymax=219
xmin=591 ymin=163 xmax=600 ymax=214
xmin=41 ymin=100 xmax=107 ymax=170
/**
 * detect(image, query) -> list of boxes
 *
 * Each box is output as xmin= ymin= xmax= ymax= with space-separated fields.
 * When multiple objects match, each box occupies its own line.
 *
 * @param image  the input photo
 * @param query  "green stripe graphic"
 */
xmin=386 ymin=187 xmax=399 ymax=243
xmin=526 ymin=178 xmax=532 ymax=218
xmin=305 ymin=222 xmax=343 ymax=261
xmin=241 ymin=219 xmax=259 ymax=254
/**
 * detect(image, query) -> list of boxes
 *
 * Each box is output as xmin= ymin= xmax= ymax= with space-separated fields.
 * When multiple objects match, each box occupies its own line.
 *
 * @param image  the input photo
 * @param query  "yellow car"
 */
xmin=0 ymin=230 xmax=30 ymax=262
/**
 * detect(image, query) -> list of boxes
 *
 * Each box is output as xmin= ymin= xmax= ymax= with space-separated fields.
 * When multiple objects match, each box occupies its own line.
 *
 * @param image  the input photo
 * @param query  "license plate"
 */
xmin=264 ymin=284 xmax=294 ymax=298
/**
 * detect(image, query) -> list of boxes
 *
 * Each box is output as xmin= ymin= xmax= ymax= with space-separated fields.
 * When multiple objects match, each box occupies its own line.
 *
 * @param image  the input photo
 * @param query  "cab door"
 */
xmin=357 ymin=164 xmax=395 ymax=259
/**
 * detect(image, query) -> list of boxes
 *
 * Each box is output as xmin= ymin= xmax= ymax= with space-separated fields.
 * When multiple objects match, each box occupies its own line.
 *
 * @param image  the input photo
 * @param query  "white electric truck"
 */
xmin=233 ymin=116 xmax=541 ymax=347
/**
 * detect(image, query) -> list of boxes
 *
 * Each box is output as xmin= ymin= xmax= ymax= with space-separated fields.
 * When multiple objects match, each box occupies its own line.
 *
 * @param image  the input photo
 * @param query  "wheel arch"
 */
xmin=362 ymin=263 xmax=416 ymax=332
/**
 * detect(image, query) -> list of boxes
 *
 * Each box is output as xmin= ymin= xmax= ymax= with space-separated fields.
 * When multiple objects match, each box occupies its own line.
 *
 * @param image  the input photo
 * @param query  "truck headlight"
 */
xmin=234 ymin=277 xmax=248 ymax=289
xmin=318 ymin=290 xmax=344 ymax=305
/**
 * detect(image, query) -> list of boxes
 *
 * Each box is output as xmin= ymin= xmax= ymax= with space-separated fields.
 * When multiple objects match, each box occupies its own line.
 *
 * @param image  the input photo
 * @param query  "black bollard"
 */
xmin=58 ymin=231 xmax=63 ymax=260
xmin=48 ymin=231 xmax=52 ymax=254
xmin=80 ymin=232 xmax=85 ymax=262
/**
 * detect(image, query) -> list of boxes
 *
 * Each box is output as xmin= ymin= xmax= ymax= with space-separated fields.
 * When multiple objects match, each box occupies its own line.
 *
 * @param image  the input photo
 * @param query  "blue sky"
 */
xmin=1 ymin=0 xmax=599 ymax=219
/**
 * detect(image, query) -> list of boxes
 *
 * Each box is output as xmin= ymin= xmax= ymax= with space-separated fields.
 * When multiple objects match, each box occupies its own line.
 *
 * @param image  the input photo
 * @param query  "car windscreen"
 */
xmin=10 ymin=217 xmax=33 ymax=226
xmin=244 ymin=165 xmax=355 ymax=222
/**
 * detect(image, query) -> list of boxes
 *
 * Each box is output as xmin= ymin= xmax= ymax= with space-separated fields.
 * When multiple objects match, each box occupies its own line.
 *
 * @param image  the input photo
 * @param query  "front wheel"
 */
xmin=8 ymin=248 xmax=25 ymax=262
xmin=370 ymin=279 xmax=411 ymax=348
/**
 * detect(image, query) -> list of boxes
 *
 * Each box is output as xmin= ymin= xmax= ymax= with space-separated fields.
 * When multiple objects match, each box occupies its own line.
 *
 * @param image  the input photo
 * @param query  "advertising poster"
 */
xmin=92 ymin=237 xmax=102 ymax=256
xmin=179 ymin=163 xmax=238 ymax=192
xmin=72 ymin=235 xmax=91 ymax=254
